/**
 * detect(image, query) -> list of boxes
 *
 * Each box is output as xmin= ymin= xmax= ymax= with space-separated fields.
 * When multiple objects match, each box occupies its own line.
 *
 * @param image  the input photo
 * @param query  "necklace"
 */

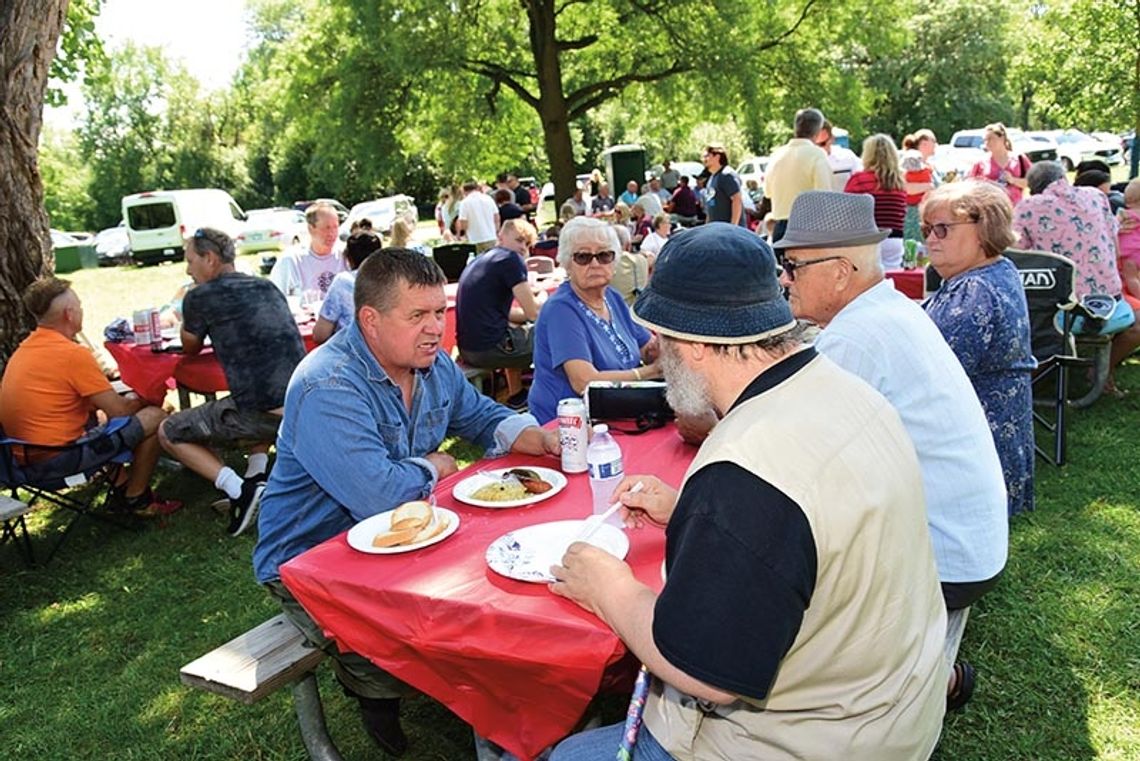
xmin=572 ymin=286 xmax=608 ymax=318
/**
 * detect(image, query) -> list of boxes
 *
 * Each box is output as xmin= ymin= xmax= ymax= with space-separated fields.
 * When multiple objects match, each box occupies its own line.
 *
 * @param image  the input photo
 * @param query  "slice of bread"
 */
xmin=389 ymin=500 xmax=433 ymax=531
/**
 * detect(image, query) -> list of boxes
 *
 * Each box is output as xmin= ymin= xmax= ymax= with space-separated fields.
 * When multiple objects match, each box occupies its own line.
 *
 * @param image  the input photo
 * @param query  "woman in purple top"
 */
xmin=528 ymin=218 xmax=661 ymax=424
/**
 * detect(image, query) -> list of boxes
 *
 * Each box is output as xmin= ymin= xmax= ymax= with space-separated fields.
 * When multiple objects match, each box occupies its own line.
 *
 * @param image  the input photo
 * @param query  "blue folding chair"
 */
xmin=0 ymin=417 xmax=137 ymax=564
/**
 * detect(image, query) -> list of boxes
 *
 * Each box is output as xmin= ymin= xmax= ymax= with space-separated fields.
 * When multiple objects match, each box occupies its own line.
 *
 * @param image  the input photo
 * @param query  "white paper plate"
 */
xmin=452 ymin=467 xmax=568 ymax=509
xmin=485 ymin=519 xmax=629 ymax=583
xmin=347 ymin=507 xmax=460 ymax=555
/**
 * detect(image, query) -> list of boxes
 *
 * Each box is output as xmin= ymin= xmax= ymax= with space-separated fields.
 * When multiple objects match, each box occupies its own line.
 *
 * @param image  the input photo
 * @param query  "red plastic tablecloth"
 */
xmin=885 ymin=267 xmax=926 ymax=300
xmin=280 ymin=423 xmax=695 ymax=761
xmin=105 ymin=321 xmax=316 ymax=405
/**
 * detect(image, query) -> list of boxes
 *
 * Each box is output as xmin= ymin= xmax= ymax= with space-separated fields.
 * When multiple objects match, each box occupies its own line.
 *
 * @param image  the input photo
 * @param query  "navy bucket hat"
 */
xmin=632 ymin=222 xmax=795 ymax=344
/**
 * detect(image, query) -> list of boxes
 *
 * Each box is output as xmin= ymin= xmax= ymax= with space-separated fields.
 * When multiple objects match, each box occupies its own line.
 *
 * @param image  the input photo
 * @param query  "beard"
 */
xmin=659 ymin=341 xmax=714 ymax=417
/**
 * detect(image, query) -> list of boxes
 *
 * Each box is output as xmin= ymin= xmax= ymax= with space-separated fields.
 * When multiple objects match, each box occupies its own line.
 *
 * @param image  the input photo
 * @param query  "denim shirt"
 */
xmin=253 ymin=322 xmax=538 ymax=583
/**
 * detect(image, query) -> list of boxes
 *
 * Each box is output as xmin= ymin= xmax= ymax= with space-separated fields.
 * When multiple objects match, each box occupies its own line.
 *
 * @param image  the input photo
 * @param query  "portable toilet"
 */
xmin=603 ymin=145 xmax=646 ymax=198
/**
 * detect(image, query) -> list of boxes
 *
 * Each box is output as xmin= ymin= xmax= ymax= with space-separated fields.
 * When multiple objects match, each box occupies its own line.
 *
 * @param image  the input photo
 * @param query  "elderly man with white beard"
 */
xmin=548 ymin=222 xmax=948 ymax=761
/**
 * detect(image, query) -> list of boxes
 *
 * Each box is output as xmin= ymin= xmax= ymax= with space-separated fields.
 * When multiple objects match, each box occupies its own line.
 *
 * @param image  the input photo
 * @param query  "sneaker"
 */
xmin=107 ymin=487 xmax=182 ymax=517
xmin=227 ymin=477 xmax=265 ymax=536
xmin=357 ymin=696 xmax=407 ymax=757
xmin=504 ymin=389 xmax=529 ymax=411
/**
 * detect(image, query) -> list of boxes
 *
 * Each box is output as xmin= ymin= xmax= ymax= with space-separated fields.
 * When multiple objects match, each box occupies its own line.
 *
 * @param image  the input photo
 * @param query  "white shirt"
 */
xmin=826 ymin=145 xmax=863 ymax=191
xmin=640 ymin=231 xmax=669 ymax=256
xmin=269 ymin=247 xmax=348 ymax=297
xmin=815 ymin=279 xmax=1008 ymax=584
xmin=458 ymin=191 xmax=499 ymax=244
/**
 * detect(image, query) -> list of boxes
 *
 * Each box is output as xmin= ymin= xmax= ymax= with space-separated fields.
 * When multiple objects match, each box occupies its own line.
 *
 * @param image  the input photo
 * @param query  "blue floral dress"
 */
xmin=924 ymin=256 xmax=1037 ymax=516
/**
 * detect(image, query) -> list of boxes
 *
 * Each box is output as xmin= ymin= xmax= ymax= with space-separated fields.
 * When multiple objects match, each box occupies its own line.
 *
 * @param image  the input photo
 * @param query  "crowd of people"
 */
xmin=3 ymin=102 xmax=1140 ymax=760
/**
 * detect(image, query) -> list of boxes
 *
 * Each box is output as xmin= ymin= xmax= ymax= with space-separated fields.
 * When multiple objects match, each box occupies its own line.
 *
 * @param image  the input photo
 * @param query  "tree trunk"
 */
xmin=525 ymin=0 xmax=578 ymax=211
xmin=0 ymin=0 xmax=67 ymax=371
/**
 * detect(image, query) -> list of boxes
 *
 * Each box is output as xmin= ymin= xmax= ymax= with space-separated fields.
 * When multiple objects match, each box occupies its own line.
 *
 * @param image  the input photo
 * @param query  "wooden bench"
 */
xmin=180 ymin=614 xmax=344 ymax=761
xmin=0 ymin=494 xmax=35 ymax=565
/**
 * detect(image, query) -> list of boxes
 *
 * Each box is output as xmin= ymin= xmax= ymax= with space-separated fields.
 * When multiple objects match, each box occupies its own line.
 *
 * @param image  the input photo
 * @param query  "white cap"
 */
xmin=592 ymin=423 xmax=608 ymax=434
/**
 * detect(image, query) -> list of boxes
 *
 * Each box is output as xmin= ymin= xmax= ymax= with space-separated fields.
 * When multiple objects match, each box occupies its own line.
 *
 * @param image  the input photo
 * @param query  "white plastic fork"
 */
xmin=574 ymin=481 xmax=644 ymax=543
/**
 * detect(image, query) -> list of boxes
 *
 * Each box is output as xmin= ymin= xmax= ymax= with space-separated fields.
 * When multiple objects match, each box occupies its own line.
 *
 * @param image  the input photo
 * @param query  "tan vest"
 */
xmin=643 ymin=353 xmax=948 ymax=761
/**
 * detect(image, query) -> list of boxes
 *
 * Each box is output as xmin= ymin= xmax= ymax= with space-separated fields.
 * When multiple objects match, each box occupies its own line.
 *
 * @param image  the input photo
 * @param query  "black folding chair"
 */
xmin=431 ymin=243 xmax=476 ymax=283
xmin=1005 ymin=249 xmax=1082 ymax=466
xmin=0 ymin=417 xmax=137 ymax=563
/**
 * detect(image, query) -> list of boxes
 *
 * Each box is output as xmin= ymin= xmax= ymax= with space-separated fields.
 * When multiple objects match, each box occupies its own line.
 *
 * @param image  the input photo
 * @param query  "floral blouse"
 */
xmin=1012 ymin=179 xmax=1121 ymax=299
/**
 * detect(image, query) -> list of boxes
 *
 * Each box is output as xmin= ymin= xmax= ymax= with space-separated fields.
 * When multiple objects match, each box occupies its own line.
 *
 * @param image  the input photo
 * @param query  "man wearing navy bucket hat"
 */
xmin=550 ymin=223 xmax=947 ymax=760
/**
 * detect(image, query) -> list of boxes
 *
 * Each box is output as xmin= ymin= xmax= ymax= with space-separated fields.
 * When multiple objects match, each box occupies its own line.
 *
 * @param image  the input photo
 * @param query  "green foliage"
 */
xmin=46 ymin=0 xmax=105 ymax=107
xmin=39 ymin=126 xmax=95 ymax=230
xmin=864 ymin=0 xmax=1016 ymax=140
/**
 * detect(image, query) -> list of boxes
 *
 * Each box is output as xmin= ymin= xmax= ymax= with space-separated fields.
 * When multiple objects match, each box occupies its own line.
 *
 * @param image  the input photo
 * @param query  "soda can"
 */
xmin=557 ymin=397 xmax=589 ymax=473
xmin=148 ymin=308 xmax=163 ymax=349
xmin=132 ymin=309 xmax=152 ymax=347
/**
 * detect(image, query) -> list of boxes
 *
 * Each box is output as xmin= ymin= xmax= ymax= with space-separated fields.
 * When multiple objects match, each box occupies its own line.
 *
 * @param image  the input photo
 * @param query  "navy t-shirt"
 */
xmin=456 ymin=247 xmax=528 ymax=352
xmin=706 ymin=170 xmax=742 ymax=224
xmin=181 ymin=272 xmax=307 ymax=411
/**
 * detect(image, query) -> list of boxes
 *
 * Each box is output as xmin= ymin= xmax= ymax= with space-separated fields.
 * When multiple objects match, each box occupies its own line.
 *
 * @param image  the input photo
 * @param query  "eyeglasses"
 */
xmin=920 ymin=221 xmax=976 ymax=240
xmin=780 ymin=255 xmax=856 ymax=280
xmin=571 ymin=250 xmax=616 ymax=266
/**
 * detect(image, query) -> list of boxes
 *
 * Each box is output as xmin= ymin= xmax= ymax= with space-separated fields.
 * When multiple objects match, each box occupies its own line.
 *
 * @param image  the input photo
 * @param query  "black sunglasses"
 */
xmin=572 ymin=250 xmax=616 ymax=266
xmin=921 ymin=221 xmax=976 ymax=240
xmin=781 ymin=255 xmax=856 ymax=280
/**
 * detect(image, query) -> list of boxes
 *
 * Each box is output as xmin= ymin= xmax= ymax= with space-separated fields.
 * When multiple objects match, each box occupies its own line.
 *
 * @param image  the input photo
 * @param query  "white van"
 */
xmin=122 ymin=189 xmax=246 ymax=266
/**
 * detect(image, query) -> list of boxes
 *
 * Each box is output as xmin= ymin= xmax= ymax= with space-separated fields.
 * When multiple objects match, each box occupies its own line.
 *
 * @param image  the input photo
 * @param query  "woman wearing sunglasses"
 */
xmin=921 ymin=181 xmax=1036 ymax=516
xmin=527 ymin=217 xmax=661 ymax=424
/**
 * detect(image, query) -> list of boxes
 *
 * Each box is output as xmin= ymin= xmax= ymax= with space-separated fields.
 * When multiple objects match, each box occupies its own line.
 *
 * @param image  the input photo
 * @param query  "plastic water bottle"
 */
xmin=587 ymin=424 xmax=624 ymax=527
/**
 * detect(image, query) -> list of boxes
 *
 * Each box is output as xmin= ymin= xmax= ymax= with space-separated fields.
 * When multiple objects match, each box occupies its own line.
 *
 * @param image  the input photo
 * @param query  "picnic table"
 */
xmin=885 ymin=266 xmax=927 ymax=300
xmin=105 ymin=317 xmax=317 ymax=406
xmin=280 ymin=422 xmax=694 ymax=761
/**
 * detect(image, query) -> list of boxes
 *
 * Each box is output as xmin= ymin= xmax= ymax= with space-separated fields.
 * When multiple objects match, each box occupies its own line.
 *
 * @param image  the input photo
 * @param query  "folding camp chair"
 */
xmin=431 ymin=243 xmax=476 ymax=283
xmin=1005 ymin=249 xmax=1082 ymax=466
xmin=0 ymin=417 xmax=137 ymax=563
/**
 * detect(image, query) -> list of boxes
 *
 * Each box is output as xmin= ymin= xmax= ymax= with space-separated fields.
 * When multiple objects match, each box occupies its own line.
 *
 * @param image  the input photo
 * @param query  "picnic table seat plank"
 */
xmin=180 ymin=613 xmax=324 ymax=705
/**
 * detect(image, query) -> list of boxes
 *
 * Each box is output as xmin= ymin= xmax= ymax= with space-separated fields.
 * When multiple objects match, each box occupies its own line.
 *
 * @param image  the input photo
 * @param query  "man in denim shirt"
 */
xmin=253 ymin=248 xmax=559 ymax=757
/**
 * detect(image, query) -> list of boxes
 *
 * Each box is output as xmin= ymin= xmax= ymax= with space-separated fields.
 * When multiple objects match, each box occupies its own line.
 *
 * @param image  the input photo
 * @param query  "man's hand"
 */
xmin=511 ymin=426 xmax=561 ymax=457
xmin=615 ymin=475 xmax=677 ymax=528
xmin=424 ymin=451 xmax=458 ymax=479
xmin=549 ymin=542 xmax=634 ymax=618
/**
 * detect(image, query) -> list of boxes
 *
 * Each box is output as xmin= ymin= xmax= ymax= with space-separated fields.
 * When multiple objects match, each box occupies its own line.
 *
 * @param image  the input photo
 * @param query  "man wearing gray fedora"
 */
xmin=549 ymin=223 xmax=947 ymax=760
xmin=774 ymin=190 xmax=1009 ymax=711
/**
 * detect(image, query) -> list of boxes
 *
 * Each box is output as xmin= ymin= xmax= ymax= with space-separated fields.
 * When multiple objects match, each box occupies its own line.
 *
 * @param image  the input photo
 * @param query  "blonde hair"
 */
xmin=389 ymin=217 xmax=415 ymax=247
xmin=984 ymin=122 xmax=1012 ymax=152
xmin=861 ymin=134 xmax=904 ymax=191
xmin=1123 ymin=177 xmax=1140 ymax=208
xmin=500 ymin=218 xmax=538 ymax=246
xmin=920 ymin=181 xmax=1016 ymax=258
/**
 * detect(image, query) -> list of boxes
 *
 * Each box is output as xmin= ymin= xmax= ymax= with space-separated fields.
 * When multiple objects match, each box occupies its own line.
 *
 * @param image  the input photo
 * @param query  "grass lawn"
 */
xmin=2 ymin=262 xmax=1139 ymax=759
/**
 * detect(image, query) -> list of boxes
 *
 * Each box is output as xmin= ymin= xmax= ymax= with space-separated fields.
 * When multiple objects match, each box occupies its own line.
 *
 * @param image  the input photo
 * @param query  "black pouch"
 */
xmin=585 ymin=381 xmax=673 ymax=433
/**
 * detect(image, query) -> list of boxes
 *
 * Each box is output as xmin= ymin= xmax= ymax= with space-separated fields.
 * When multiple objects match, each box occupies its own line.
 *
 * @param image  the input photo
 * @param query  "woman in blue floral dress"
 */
xmin=922 ymin=181 xmax=1036 ymax=515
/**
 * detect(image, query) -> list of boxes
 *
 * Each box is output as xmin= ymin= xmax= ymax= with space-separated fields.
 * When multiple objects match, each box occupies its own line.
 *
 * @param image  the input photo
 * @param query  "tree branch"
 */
xmin=554 ymin=0 xmax=590 ymax=17
xmin=460 ymin=59 xmax=540 ymax=109
xmin=753 ymin=0 xmax=819 ymax=53
xmin=565 ymin=61 xmax=692 ymax=119
xmin=555 ymin=34 xmax=597 ymax=52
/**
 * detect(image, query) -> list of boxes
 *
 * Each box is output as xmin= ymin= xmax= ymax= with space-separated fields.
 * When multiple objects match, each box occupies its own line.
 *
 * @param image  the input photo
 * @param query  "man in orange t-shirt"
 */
xmin=0 ymin=278 xmax=179 ymax=514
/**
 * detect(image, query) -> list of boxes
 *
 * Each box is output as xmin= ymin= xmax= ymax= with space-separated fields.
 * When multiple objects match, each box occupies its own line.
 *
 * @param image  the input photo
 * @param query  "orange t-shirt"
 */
xmin=0 ymin=327 xmax=112 ymax=446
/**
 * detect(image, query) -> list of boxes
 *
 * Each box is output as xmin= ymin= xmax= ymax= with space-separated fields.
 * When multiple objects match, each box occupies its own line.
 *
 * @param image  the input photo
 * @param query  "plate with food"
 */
xmin=485 ymin=519 xmax=629 ymax=583
xmin=452 ymin=466 xmax=567 ymax=509
xmin=346 ymin=500 xmax=460 ymax=554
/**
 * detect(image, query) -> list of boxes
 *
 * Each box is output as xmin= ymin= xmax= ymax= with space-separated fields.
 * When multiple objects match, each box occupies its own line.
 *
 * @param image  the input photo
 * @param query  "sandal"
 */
xmin=947 ymin=661 xmax=976 ymax=712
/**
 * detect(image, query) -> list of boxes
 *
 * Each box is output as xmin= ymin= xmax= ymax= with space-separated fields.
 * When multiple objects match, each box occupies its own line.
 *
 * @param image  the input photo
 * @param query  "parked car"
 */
xmin=94 ymin=224 xmax=131 ymax=266
xmin=935 ymin=128 xmax=1058 ymax=178
xmin=292 ymin=198 xmax=350 ymax=222
xmin=736 ymin=156 xmax=770 ymax=191
xmin=50 ymin=229 xmax=79 ymax=249
xmin=1027 ymin=129 xmax=1122 ymax=171
xmin=122 ymin=188 xmax=247 ymax=266
xmin=236 ymin=208 xmax=310 ymax=256
xmin=338 ymin=195 xmax=418 ymax=239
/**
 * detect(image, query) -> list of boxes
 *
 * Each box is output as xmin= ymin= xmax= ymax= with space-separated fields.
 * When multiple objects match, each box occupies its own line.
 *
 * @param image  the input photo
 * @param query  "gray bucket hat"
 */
xmin=632 ymin=223 xmax=795 ymax=344
xmin=771 ymin=191 xmax=889 ymax=250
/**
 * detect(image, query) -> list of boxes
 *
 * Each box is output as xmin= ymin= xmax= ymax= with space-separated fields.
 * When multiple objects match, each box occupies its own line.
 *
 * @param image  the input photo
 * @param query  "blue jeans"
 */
xmin=549 ymin=722 xmax=674 ymax=761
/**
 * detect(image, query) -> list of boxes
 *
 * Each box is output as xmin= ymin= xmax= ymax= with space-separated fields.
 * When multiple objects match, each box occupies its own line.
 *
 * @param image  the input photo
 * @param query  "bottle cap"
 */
xmin=592 ymin=423 xmax=608 ymax=435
